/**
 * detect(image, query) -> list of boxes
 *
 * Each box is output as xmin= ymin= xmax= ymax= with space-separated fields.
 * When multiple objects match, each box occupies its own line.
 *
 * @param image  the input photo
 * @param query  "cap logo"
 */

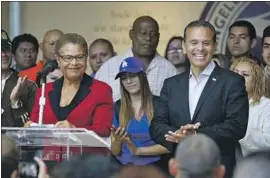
xmin=122 ymin=60 xmax=128 ymax=68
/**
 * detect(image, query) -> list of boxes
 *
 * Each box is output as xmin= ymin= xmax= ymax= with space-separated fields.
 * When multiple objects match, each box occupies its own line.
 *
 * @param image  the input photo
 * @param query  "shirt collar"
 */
xmin=265 ymin=66 xmax=270 ymax=76
xmin=124 ymin=48 xmax=161 ymax=71
xmin=1 ymin=71 xmax=13 ymax=81
xmin=189 ymin=61 xmax=216 ymax=78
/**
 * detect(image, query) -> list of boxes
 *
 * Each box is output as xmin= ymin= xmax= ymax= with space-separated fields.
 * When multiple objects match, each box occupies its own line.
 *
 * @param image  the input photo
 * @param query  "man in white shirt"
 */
xmin=95 ymin=16 xmax=177 ymax=101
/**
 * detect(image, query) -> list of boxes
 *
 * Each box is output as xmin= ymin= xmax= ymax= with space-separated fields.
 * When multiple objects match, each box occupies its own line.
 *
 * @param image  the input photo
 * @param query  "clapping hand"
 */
xmin=10 ymin=76 xmax=27 ymax=104
xmin=165 ymin=122 xmax=201 ymax=143
xmin=111 ymin=126 xmax=130 ymax=143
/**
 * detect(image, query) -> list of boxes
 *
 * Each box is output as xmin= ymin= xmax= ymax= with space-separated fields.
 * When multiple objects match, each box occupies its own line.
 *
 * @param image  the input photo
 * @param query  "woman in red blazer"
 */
xmin=25 ymin=33 xmax=113 ymax=161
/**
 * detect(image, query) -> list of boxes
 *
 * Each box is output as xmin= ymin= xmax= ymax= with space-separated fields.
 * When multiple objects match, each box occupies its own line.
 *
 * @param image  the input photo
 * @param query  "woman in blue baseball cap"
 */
xmin=110 ymin=57 xmax=169 ymax=168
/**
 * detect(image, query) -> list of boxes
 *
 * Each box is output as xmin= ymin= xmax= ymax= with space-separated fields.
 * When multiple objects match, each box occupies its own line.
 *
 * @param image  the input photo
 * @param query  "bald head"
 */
xmin=130 ymin=16 xmax=160 ymax=58
xmin=43 ymin=29 xmax=63 ymax=39
xmin=41 ymin=29 xmax=64 ymax=62
xmin=233 ymin=151 xmax=270 ymax=178
xmin=132 ymin=16 xmax=159 ymax=31
xmin=174 ymin=134 xmax=223 ymax=178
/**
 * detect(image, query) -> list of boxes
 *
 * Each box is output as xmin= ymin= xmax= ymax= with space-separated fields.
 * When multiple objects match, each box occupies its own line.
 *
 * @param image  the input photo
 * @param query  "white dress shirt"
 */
xmin=95 ymin=48 xmax=178 ymax=101
xmin=239 ymin=96 xmax=270 ymax=156
xmin=189 ymin=61 xmax=216 ymax=119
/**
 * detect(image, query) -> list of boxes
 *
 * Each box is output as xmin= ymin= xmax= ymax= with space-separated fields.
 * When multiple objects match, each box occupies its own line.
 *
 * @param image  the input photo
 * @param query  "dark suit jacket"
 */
xmin=2 ymin=69 xmax=37 ymax=127
xmin=149 ymin=65 xmax=249 ymax=178
xmin=30 ymin=74 xmax=113 ymax=137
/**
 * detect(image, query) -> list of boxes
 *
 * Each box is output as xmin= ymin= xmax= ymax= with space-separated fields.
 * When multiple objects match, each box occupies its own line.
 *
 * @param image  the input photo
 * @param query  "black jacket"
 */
xmin=2 ymin=70 xmax=37 ymax=127
xmin=150 ymin=64 xmax=249 ymax=178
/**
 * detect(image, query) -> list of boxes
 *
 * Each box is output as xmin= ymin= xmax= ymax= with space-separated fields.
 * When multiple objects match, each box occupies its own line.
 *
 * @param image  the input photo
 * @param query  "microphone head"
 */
xmin=46 ymin=59 xmax=58 ymax=69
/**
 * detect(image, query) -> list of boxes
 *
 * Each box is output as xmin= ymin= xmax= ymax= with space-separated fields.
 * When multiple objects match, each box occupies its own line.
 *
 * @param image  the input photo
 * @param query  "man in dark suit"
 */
xmin=149 ymin=20 xmax=249 ymax=178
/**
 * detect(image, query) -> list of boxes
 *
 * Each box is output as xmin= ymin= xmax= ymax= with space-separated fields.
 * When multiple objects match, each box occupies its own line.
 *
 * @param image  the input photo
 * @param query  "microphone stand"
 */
xmin=38 ymin=76 xmax=46 ymax=126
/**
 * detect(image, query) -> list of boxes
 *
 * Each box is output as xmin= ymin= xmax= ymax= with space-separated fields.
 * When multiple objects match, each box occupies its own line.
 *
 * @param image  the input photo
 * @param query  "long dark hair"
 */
xmin=119 ymin=72 xmax=153 ymax=127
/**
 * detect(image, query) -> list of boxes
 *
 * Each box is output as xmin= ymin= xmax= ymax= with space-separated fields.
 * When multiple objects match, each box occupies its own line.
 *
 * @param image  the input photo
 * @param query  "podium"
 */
xmin=2 ymin=127 xmax=111 ymax=161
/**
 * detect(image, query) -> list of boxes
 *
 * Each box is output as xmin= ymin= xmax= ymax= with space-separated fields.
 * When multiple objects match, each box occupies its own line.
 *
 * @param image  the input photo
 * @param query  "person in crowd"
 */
xmin=168 ymin=134 xmax=225 ymax=178
xmin=2 ymin=136 xmax=49 ymax=178
xmin=117 ymin=165 xmax=167 ymax=178
xmin=227 ymin=20 xmax=262 ymax=66
xmin=40 ymin=29 xmax=64 ymax=63
xmin=233 ymin=151 xmax=270 ymax=178
xmin=2 ymin=135 xmax=20 ymax=178
xmin=25 ymin=33 xmax=113 ymax=161
xmin=11 ymin=33 xmax=43 ymax=82
xmin=26 ymin=33 xmax=113 ymax=136
xmin=40 ymin=29 xmax=64 ymax=64
xmin=230 ymin=57 xmax=270 ymax=156
xmin=212 ymin=53 xmax=230 ymax=69
xmin=150 ymin=20 xmax=249 ymax=178
xmin=164 ymin=36 xmax=188 ymax=74
xmin=111 ymin=57 xmax=169 ymax=169
xmin=95 ymin=16 xmax=177 ymax=101
xmin=1 ymin=30 xmax=37 ymax=127
xmin=88 ymin=38 xmax=116 ymax=77
xmin=50 ymin=154 xmax=120 ymax=178
xmin=262 ymin=26 xmax=270 ymax=98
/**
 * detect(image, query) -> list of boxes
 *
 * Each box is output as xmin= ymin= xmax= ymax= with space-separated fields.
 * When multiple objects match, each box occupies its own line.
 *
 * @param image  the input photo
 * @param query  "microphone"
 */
xmin=37 ymin=60 xmax=58 ymax=78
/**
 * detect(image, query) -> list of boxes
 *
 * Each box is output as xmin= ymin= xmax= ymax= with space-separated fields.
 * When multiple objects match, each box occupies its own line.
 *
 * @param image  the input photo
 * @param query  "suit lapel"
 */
xmin=191 ymin=66 xmax=221 ymax=122
xmin=181 ymin=71 xmax=192 ymax=121
xmin=70 ymin=74 xmax=92 ymax=110
xmin=48 ymin=77 xmax=63 ymax=120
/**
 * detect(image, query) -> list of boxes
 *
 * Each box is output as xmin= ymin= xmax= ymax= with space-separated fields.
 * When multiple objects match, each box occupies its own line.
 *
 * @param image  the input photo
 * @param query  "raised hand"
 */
xmin=10 ymin=76 xmax=28 ymax=104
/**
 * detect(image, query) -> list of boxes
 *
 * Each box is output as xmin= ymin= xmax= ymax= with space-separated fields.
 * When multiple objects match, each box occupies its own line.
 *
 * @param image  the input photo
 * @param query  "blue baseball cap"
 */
xmin=115 ymin=57 xmax=146 ymax=80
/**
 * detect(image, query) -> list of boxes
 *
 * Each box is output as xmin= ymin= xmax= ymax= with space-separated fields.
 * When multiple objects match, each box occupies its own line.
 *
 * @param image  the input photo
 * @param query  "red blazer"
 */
xmin=30 ymin=74 xmax=113 ymax=137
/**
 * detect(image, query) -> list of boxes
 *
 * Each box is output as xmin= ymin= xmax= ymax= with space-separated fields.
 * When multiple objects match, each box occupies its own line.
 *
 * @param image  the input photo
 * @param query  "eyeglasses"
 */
xmin=168 ymin=48 xmax=183 ymax=54
xmin=58 ymin=53 xmax=87 ymax=62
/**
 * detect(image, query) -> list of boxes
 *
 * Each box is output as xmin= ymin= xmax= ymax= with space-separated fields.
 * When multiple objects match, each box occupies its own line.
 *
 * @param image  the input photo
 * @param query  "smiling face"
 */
xmin=184 ymin=26 xmax=217 ymax=71
xmin=1 ymin=46 xmax=13 ymax=71
xmin=56 ymin=43 xmax=87 ymax=81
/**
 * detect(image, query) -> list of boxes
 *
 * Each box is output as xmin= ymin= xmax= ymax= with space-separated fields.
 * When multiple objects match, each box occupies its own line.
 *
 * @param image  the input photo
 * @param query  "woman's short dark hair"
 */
xmin=55 ymin=33 xmax=88 ymax=56
xmin=11 ymin=33 xmax=39 ymax=54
